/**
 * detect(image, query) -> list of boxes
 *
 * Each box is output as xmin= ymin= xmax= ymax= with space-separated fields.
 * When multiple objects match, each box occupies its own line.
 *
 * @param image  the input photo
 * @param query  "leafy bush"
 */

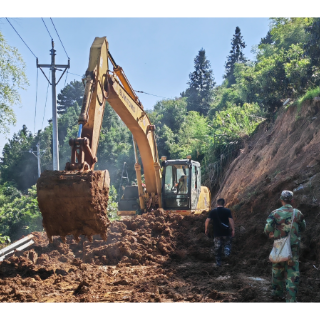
xmin=0 ymin=185 xmax=42 ymax=241
xmin=210 ymin=103 xmax=265 ymax=140
xmin=168 ymin=111 xmax=211 ymax=161
xmin=107 ymin=185 xmax=120 ymax=221
xmin=0 ymin=234 xmax=11 ymax=249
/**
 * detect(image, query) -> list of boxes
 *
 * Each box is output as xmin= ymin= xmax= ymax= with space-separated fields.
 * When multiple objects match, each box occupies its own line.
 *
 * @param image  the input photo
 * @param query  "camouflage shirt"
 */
xmin=264 ymin=204 xmax=306 ymax=246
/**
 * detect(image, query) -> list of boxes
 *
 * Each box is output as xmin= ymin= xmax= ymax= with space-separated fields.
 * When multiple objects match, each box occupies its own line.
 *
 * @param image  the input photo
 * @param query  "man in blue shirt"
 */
xmin=205 ymin=198 xmax=235 ymax=266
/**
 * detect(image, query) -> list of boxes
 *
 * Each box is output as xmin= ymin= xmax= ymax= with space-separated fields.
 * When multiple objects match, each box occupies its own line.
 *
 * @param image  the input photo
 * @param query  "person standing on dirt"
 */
xmin=264 ymin=190 xmax=306 ymax=303
xmin=205 ymin=198 xmax=235 ymax=267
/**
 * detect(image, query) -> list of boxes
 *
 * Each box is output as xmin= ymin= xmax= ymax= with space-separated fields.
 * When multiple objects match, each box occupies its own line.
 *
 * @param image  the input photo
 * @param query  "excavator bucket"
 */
xmin=37 ymin=170 xmax=110 ymax=243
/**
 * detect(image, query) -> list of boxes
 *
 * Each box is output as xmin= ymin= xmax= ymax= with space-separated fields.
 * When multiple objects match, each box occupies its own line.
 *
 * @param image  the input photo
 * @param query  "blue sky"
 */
xmin=0 ymin=18 xmax=270 ymax=152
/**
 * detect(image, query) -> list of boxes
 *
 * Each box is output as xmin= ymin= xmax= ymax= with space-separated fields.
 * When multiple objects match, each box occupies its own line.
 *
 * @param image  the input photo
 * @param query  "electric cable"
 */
xmin=50 ymin=18 xmax=69 ymax=59
xmin=42 ymin=71 xmax=50 ymax=130
xmin=64 ymin=70 xmax=69 ymax=87
xmin=41 ymin=18 xmax=53 ymax=40
xmin=6 ymin=18 xmax=37 ymax=58
xmin=135 ymin=90 xmax=170 ymax=99
xmin=68 ymin=72 xmax=82 ymax=77
xmin=34 ymin=68 xmax=39 ymax=134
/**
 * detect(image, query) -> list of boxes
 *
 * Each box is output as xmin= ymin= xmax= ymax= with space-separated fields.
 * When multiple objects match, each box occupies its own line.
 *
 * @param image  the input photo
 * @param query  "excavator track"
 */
xmin=37 ymin=170 xmax=110 ymax=243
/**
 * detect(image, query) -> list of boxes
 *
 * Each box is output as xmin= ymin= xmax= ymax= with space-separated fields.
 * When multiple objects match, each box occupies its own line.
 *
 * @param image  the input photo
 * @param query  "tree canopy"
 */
xmin=0 ymin=31 xmax=29 ymax=135
xmin=184 ymin=49 xmax=215 ymax=116
xmin=224 ymin=26 xmax=246 ymax=86
xmin=57 ymin=80 xmax=84 ymax=114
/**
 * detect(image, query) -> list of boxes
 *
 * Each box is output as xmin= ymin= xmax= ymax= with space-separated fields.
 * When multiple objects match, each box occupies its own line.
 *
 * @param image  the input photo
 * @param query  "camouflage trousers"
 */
xmin=213 ymin=236 xmax=232 ymax=264
xmin=272 ymin=246 xmax=300 ymax=302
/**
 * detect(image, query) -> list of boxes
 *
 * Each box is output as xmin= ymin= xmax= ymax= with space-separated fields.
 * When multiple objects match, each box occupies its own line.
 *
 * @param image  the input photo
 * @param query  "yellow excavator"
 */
xmin=37 ymin=37 xmax=210 ymax=242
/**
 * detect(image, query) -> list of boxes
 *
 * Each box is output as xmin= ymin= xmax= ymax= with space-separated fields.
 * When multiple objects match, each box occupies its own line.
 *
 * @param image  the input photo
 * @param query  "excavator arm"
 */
xmin=68 ymin=37 xmax=162 ymax=208
xmin=37 ymin=37 xmax=162 ymax=242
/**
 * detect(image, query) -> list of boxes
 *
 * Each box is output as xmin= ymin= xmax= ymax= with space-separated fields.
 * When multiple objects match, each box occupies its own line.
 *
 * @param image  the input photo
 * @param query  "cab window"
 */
xmin=164 ymin=164 xmax=189 ymax=194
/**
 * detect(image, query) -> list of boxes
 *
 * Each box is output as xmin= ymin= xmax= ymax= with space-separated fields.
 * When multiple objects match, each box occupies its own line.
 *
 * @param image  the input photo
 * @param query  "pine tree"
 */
xmin=259 ymin=30 xmax=273 ymax=45
xmin=57 ymin=80 xmax=84 ymax=114
xmin=185 ymin=49 xmax=215 ymax=116
xmin=224 ymin=26 xmax=247 ymax=86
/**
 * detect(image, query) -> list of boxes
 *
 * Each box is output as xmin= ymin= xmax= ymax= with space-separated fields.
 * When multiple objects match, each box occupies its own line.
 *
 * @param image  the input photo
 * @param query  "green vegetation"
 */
xmin=297 ymin=87 xmax=320 ymax=107
xmin=1 ymin=18 xmax=320 ymax=241
xmin=0 ymin=183 xmax=42 ymax=241
xmin=224 ymin=26 xmax=247 ymax=86
xmin=0 ymin=31 xmax=29 ymax=135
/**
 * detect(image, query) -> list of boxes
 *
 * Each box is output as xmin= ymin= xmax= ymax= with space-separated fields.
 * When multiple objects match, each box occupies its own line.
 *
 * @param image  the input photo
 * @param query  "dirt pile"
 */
xmin=213 ymin=99 xmax=320 ymax=301
xmin=0 ymin=210 xmax=273 ymax=302
xmin=37 ymin=170 xmax=110 ymax=242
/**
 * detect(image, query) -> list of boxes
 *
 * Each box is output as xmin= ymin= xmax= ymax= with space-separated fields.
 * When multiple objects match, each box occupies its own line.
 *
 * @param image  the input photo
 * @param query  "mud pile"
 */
xmin=0 ymin=210 xmax=273 ymax=303
xmin=1 ymin=206 xmax=318 ymax=302
xmin=37 ymin=170 xmax=110 ymax=242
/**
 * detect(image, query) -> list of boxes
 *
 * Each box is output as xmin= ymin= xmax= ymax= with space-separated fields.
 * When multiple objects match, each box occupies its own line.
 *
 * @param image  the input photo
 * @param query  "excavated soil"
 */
xmin=0 ymin=210 xmax=275 ymax=303
xmin=37 ymin=170 xmax=110 ymax=242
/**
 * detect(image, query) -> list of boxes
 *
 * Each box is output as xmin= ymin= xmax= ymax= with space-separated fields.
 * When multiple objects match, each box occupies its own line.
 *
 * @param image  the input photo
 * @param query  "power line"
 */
xmin=42 ymin=71 xmax=50 ymax=130
xmin=50 ymin=18 xmax=69 ymax=59
xmin=6 ymin=18 xmax=37 ymax=58
xmin=68 ymin=71 xmax=82 ymax=77
xmin=34 ymin=68 xmax=39 ymax=134
xmin=135 ymin=90 xmax=170 ymax=99
xmin=41 ymin=18 xmax=53 ymax=40
xmin=64 ymin=70 xmax=69 ymax=87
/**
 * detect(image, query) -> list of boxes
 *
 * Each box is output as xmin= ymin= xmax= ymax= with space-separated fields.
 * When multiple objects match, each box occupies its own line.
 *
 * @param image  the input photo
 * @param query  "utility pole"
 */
xmin=29 ymin=142 xmax=44 ymax=178
xmin=37 ymin=40 xmax=70 ymax=170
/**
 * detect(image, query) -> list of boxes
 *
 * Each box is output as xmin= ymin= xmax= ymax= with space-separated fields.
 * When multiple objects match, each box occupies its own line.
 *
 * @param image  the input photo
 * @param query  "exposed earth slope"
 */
xmin=213 ymin=99 xmax=320 ymax=301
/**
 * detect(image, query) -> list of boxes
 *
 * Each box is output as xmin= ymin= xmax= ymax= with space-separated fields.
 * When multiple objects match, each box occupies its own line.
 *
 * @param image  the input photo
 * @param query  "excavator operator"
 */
xmin=177 ymin=175 xmax=188 ymax=194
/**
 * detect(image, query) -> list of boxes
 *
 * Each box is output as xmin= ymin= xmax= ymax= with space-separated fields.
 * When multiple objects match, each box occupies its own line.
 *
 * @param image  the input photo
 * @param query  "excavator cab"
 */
xmin=161 ymin=158 xmax=210 ymax=215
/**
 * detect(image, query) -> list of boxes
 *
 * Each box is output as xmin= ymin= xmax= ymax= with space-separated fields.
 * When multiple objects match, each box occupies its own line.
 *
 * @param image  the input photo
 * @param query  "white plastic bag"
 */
xmin=269 ymin=235 xmax=292 ymax=263
xmin=269 ymin=209 xmax=295 ymax=263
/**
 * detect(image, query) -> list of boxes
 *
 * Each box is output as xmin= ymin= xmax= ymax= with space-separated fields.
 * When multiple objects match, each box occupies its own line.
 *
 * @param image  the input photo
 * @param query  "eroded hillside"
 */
xmin=213 ymin=99 xmax=320 ymax=300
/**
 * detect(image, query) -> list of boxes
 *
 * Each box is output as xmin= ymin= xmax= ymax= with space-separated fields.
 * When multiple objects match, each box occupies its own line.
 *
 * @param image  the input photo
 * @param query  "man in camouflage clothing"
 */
xmin=264 ymin=190 xmax=306 ymax=302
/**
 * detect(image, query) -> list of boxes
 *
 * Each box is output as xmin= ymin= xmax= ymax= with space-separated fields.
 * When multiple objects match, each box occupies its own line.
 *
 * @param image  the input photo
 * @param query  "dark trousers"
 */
xmin=213 ymin=236 xmax=232 ymax=264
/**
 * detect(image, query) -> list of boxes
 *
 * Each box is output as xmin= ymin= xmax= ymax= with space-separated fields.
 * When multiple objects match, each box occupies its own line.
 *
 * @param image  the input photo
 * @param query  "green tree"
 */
xmin=259 ymin=30 xmax=273 ymax=45
xmin=185 ymin=49 xmax=215 ymax=116
xmin=57 ymin=80 xmax=84 ymax=114
xmin=224 ymin=26 xmax=247 ymax=86
xmin=169 ymin=111 xmax=210 ymax=161
xmin=208 ymin=85 xmax=243 ymax=117
xmin=0 ymin=31 xmax=29 ymax=135
xmin=269 ymin=18 xmax=312 ymax=51
xmin=0 ymin=125 xmax=38 ymax=190
xmin=234 ymin=18 xmax=313 ymax=113
xmin=304 ymin=18 xmax=320 ymax=86
xmin=0 ymin=185 xmax=42 ymax=241
xmin=148 ymin=98 xmax=187 ymax=158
